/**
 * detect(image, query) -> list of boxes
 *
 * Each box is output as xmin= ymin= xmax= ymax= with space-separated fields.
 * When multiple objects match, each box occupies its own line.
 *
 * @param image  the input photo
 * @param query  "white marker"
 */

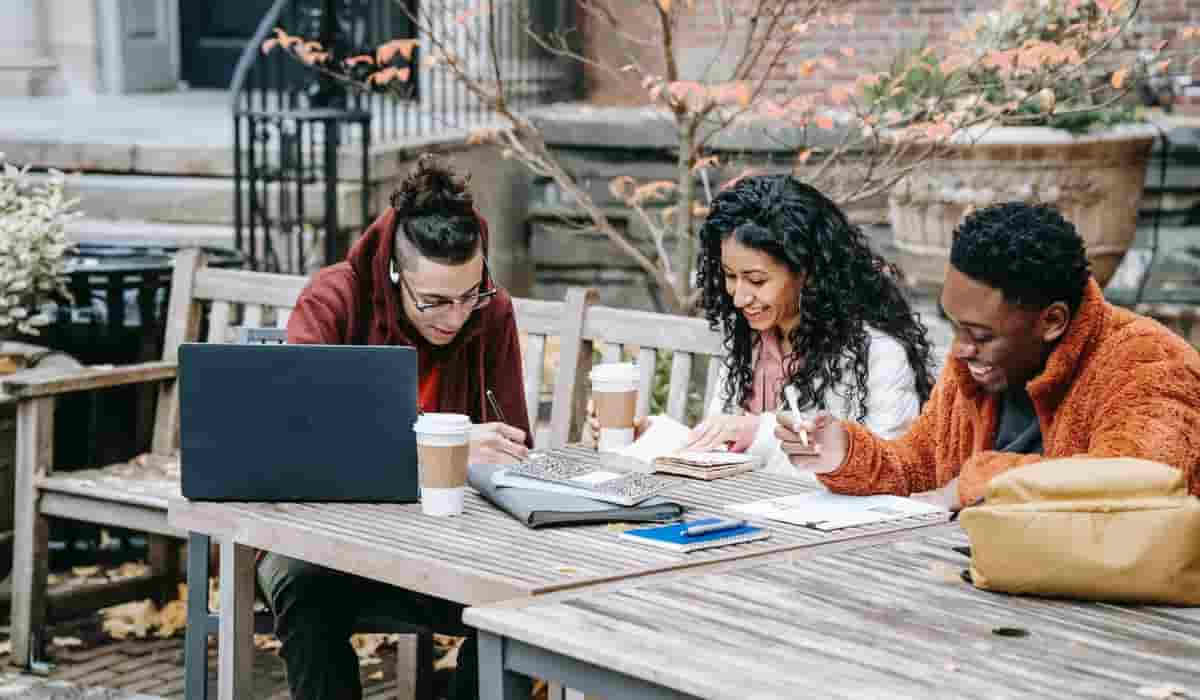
xmin=783 ymin=384 xmax=810 ymax=448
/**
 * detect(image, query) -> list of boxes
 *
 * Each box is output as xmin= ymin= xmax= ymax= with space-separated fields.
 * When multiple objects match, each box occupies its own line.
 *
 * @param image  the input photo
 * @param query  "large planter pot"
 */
xmin=888 ymin=125 xmax=1156 ymax=289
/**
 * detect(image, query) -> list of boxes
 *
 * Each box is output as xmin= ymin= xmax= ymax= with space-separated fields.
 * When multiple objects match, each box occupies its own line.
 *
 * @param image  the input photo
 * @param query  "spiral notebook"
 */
xmin=618 ymin=518 xmax=769 ymax=553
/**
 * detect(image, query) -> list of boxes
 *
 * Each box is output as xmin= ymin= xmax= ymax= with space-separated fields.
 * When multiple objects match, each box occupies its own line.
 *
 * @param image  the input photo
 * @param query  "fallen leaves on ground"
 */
xmin=254 ymin=634 xmax=282 ymax=652
xmin=99 ymin=582 xmax=188 ymax=640
xmin=434 ymin=635 xmax=464 ymax=672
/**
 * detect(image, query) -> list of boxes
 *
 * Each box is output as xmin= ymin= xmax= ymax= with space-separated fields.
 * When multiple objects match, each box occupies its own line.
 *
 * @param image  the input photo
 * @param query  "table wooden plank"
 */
xmin=466 ymin=530 xmax=1200 ymax=700
xmin=169 ymin=467 xmax=948 ymax=606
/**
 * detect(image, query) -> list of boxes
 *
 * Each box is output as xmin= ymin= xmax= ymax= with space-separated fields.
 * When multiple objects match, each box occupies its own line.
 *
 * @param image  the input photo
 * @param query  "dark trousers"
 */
xmin=257 ymin=551 xmax=478 ymax=700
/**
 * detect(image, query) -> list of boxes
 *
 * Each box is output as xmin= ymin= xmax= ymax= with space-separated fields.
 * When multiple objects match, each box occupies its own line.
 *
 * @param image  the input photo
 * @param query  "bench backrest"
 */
xmin=577 ymin=303 xmax=726 ymax=428
xmin=156 ymin=250 xmax=573 ymax=452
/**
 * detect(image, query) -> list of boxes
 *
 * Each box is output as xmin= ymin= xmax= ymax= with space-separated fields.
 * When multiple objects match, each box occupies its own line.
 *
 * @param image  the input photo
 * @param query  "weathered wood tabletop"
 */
xmin=168 ymin=468 xmax=950 ymax=605
xmin=168 ymin=465 xmax=953 ymax=699
xmin=466 ymin=529 xmax=1200 ymax=700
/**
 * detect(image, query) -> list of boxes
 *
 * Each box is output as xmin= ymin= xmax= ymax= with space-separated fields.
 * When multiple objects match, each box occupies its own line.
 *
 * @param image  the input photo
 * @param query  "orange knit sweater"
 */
xmin=818 ymin=278 xmax=1200 ymax=506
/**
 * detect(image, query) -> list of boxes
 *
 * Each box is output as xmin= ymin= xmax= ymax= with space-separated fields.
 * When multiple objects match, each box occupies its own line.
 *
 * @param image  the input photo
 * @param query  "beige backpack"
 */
xmin=959 ymin=457 xmax=1200 ymax=605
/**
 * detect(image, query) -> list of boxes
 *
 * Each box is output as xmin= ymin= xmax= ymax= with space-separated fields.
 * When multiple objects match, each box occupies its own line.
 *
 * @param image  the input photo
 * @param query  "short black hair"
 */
xmin=391 ymin=154 xmax=481 ymax=267
xmin=950 ymin=202 xmax=1090 ymax=313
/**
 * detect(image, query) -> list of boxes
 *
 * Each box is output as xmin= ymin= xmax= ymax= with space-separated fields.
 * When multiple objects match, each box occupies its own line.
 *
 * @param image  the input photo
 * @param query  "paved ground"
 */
xmin=0 ymin=616 xmax=428 ymax=700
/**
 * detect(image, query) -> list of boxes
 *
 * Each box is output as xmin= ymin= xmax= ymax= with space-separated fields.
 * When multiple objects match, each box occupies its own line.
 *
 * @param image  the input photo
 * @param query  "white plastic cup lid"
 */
xmin=589 ymin=362 xmax=639 ymax=384
xmin=413 ymin=412 xmax=472 ymax=435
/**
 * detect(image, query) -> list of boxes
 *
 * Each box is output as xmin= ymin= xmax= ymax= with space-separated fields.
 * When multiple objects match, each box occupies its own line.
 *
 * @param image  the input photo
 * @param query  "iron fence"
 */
xmin=231 ymin=0 xmax=577 ymax=273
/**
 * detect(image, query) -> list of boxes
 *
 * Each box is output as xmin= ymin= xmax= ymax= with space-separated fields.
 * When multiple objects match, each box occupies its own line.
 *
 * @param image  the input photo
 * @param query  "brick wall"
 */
xmin=584 ymin=0 xmax=1200 ymax=107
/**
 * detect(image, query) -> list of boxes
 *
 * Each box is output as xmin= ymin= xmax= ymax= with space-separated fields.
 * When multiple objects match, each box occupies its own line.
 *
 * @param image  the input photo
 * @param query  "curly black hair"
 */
xmin=696 ymin=174 xmax=936 ymax=421
xmin=391 ymin=154 xmax=481 ymax=267
xmin=950 ymin=202 xmax=1091 ymax=314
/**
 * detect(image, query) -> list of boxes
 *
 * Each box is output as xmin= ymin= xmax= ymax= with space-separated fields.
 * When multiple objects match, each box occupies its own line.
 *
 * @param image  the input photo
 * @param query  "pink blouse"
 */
xmin=731 ymin=331 xmax=787 ymax=451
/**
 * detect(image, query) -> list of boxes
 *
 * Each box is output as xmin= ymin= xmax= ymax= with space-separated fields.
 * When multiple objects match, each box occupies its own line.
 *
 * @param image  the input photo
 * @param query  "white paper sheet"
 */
xmin=725 ymin=492 xmax=945 ymax=531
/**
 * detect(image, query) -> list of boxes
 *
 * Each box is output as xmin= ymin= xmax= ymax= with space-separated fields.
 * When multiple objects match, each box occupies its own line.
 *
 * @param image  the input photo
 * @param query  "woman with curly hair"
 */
xmin=687 ymin=173 xmax=936 ymax=476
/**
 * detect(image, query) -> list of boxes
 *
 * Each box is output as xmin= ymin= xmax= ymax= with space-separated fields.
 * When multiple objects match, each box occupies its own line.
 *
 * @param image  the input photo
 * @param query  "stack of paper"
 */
xmin=614 ymin=415 xmax=761 ymax=480
xmin=725 ymin=492 xmax=946 ymax=531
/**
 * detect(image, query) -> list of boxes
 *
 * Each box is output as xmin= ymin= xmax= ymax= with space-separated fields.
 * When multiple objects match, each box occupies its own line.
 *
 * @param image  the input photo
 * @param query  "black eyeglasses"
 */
xmin=390 ymin=255 xmax=498 ymax=314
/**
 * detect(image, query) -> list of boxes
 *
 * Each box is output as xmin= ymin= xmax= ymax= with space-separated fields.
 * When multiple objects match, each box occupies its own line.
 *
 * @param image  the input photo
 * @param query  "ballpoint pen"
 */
xmin=486 ymin=388 xmax=506 ymax=423
xmin=683 ymin=518 xmax=747 ymax=537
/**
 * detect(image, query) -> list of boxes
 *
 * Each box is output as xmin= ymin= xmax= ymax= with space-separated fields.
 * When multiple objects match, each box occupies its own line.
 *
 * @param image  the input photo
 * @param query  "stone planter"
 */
xmin=888 ymin=125 xmax=1157 ymax=289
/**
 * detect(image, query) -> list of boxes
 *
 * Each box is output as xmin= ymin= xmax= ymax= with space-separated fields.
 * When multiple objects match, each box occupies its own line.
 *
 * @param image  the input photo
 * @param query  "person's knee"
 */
xmin=258 ymin=553 xmax=341 ymax=618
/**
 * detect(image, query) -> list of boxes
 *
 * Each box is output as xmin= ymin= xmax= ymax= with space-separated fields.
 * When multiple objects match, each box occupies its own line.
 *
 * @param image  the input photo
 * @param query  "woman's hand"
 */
xmin=469 ymin=422 xmax=529 ymax=464
xmin=683 ymin=414 xmax=760 ymax=451
xmin=581 ymin=400 xmax=650 ymax=449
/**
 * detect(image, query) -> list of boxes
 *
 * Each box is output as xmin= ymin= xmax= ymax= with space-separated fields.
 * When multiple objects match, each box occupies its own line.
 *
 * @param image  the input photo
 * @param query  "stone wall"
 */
xmin=584 ymin=0 xmax=1200 ymax=107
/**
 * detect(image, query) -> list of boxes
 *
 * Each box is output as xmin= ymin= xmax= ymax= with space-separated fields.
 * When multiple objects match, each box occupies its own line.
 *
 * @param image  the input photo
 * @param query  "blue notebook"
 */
xmin=618 ymin=518 xmax=769 ymax=553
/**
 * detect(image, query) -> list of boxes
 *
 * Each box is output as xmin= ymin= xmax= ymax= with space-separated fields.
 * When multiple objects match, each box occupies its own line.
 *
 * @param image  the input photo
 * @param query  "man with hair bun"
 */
xmin=777 ymin=201 xmax=1200 ymax=508
xmin=258 ymin=154 xmax=529 ymax=700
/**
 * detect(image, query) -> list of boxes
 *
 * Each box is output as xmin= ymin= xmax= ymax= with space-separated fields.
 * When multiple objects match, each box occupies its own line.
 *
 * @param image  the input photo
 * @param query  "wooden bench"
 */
xmin=3 ymin=249 xmax=726 ymax=688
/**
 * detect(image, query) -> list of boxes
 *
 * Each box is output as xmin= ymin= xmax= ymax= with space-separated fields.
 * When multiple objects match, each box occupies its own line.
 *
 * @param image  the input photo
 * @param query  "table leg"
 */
xmin=217 ymin=539 xmax=255 ymax=700
xmin=184 ymin=533 xmax=211 ymax=700
xmin=478 ymin=631 xmax=534 ymax=700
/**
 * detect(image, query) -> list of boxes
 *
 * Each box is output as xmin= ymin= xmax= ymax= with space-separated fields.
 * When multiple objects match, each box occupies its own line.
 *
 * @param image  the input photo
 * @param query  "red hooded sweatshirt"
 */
xmin=286 ymin=208 xmax=533 ymax=446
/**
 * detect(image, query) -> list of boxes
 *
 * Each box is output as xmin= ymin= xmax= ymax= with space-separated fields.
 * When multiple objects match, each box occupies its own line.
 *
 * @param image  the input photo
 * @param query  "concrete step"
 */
xmin=36 ymin=172 xmax=379 ymax=228
xmin=65 ymin=218 xmax=237 ymax=251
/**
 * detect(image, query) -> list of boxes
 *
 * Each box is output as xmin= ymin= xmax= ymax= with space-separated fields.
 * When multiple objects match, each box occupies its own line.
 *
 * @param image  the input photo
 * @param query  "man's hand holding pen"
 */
xmin=471 ymin=389 xmax=528 ymax=464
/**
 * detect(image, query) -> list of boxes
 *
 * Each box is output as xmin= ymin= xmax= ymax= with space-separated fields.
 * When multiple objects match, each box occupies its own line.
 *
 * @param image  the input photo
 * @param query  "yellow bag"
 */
xmin=958 ymin=457 xmax=1200 ymax=605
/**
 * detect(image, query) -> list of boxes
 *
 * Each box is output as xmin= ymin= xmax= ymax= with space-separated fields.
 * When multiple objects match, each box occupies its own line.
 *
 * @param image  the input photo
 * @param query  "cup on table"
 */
xmin=412 ymin=413 xmax=472 ymax=516
xmin=589 ymin=362 xmax=640 ymax=452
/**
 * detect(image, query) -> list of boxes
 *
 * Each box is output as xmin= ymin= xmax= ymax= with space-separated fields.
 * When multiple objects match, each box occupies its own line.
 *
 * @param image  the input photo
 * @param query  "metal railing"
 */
xmin=230 ymin=0 xmax=578 ymax=273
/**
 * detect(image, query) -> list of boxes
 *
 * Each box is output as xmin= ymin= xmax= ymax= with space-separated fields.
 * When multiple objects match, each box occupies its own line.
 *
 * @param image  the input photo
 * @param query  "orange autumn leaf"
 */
xmin=657 ymin=0 xmax=671 ymax=12
xmin=273 ymin=28 xmax=301 ymax=50
xmin=631 ymin=180 xmax=677 ymax=204
xmin=345 ymin=54 xmax=375 ymax=67
xmin=796 ymin=149 xmax=814 ymax=164
xmin=797 ymin=60 xmax=818 ymax=78
xmin=721 ymin=167 xmax=763 ymax=191
xmin=368 ymin=67 xmax=410 ymax=85
xmin=1154 ymin=59 xmax=1171 ymax=73
xmin=609 ymin=176 xmax=637 ymax=200
xmin=829 ymin=84 xmax=852 ymax=106
xmin=1110 ymin=66 xmax=1129 ymax=89
xmin=376 ymin=39 xmax=419 ymax=65
xmin=814 ymin=115 xmax=834 ymax=130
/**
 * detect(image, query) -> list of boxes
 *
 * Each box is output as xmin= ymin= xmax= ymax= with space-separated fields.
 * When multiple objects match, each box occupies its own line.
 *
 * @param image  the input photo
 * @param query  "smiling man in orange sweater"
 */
xmin=777 ymin=201 xmax=1200 ymax=508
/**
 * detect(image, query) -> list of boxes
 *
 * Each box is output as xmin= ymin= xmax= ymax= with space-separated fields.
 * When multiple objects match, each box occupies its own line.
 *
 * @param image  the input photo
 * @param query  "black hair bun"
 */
xmin=389 ymin=153 xmax=474 ymax=218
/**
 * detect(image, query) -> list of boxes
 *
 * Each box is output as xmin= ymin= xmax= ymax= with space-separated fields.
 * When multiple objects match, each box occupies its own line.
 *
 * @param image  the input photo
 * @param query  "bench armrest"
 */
xmin=1 ymin=361 xmax=178 ymax=399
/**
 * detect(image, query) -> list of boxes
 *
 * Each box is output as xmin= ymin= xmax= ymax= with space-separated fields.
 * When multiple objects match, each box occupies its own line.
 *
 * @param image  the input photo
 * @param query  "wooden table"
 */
xmin=466 ymin=529 xmax=1200 ymax=700
xmin=167 ymin=471 xmax=951 ymax=699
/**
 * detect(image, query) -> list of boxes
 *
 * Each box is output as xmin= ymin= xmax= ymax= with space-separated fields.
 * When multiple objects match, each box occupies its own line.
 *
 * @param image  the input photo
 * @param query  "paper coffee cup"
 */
xmin=590 ymin=362 xmax=639 ymax=451
xmin=412 ymin=413 xmax=471 ymax=516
